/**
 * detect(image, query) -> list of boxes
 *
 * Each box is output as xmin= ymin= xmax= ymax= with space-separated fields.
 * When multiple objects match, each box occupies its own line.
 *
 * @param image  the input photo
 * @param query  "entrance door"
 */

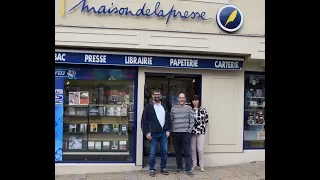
xmin=143 ymin=73 xmax=202 ymax=161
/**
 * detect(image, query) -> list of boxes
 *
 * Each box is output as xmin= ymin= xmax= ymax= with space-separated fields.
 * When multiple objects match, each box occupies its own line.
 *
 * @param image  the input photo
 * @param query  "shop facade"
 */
xmin=55 ymin=0 xmax=265 ymax=175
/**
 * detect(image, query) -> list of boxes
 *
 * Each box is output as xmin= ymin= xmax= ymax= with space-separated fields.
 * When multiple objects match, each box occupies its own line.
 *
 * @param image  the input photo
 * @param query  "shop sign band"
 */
xmin=60 ymin=0 xmax=244 ymax=32
xmin=55 ymin=52 xmax=243 ymax=70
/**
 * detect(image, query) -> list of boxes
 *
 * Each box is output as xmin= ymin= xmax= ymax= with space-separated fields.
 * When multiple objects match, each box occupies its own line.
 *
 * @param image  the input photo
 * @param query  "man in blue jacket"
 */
xmin=141 ymin=89 xmax=172 ymax=177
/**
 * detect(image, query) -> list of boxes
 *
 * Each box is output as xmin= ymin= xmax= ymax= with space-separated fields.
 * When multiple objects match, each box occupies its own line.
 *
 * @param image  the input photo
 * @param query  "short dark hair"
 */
xmin=152 ymin=89 xmax=161 ymax=94
xmin=191 ymin=94 xmax=201 ymax=108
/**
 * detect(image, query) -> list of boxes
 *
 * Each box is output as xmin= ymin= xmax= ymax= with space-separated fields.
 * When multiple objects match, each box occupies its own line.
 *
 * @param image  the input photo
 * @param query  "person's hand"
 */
xmin=146 ymin=133 xmax=152 ymax=140
xmin=166 ymin=131 xmax=170 ymax=138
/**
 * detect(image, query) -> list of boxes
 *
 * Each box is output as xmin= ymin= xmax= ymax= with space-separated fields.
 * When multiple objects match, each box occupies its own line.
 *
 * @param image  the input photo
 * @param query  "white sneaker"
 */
xmin=200 ymin=167 xmax=204 ymax=172
xmin=191 ymin=166 xmax=197 ymax=171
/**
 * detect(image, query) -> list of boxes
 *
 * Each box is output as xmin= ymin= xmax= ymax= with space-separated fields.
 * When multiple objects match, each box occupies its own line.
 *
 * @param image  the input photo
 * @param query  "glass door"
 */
xmin=143 ymin=74 xmax=200 ymax=157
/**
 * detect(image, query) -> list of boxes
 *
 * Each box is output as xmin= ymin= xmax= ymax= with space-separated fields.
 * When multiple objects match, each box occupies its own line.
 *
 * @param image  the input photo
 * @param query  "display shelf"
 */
xmin=63 ymin=136 xmax=128 ymax=141
xmin=248 ymin=123 xmax=265 ymax=126
xmin=248 ymin=105 xmax=265 ymax=108
xmin=245 ymin=109 xmax=265 ymax=112
xmin=64 ymin=117 xmax=129 ymax=124
xmin=64 ymin=132 xmax=87 ymax=135
xmin=65 ymin=104 xmax=127 ymax=107
xmin=63 ymin=152 xmax=129 ymax=155
xmin=61 ymin=78 xmax=134 ymax=161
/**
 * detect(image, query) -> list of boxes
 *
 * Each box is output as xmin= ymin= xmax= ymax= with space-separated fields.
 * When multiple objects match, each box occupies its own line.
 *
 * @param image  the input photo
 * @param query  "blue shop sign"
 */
xmin=55 ymin=52 xmax=243 ymax=70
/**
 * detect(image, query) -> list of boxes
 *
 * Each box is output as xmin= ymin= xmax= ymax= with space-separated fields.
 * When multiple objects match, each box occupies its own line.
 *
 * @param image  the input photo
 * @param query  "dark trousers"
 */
xmin=172 ymin=132 xmax=192 ymax=172
xmin=149 ymin=132 xmax=168 ymax=171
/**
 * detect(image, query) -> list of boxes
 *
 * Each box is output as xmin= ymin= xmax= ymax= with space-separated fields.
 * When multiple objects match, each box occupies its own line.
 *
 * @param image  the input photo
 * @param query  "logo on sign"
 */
xmin=216 ymin=5 xmax=243 ymax=33
xmin=55 ymin=68 xmax=76 ymax=79
xmin=55 ymin=95 xmax=63 ymax=100
xmin=67 ymin=69 xmax=76 ymax=79
xmin=55 ymin=89 xmax=63 ymax=94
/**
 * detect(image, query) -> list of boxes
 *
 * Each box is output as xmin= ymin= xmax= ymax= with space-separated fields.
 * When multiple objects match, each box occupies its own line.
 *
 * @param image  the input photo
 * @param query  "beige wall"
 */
xmin=56 ymin=0 xmax=264 ymax=35
xmin=136 ymin=66 xmax=244 ymax=166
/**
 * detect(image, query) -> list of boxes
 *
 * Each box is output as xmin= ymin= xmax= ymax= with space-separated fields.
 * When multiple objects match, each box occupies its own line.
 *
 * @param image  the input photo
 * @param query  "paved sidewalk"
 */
xmin=55 ymin=161 xmax=264 ymax=180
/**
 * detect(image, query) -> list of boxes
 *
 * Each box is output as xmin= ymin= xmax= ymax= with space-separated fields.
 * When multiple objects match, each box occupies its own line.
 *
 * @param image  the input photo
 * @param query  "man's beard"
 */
xmin=154 ymin=97 xmax=160 ymax=102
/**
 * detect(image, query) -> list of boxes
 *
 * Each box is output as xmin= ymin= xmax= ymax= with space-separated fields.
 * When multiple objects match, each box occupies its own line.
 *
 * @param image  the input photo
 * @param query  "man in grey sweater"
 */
xmin=171 ymin=93 xmax=195 ymax=176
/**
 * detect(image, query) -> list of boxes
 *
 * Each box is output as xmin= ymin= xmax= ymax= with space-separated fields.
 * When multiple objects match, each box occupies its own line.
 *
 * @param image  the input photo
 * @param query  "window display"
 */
xmin=55 ymin=66 xmax=136 ymax=162
xmin=243 ymin=72 xmax=265 ymax=149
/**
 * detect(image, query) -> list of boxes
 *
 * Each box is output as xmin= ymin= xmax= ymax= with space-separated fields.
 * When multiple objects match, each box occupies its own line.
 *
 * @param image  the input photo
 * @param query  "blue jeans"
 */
xmin=149 ymin=132 xmax=168 ymax=171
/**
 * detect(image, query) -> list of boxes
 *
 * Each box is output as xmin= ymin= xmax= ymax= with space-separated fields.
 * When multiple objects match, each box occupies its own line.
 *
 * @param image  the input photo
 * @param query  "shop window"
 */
xmin=243 ymin=72 xmax=265 ymax=149
xmin=55 ymin=66 xmax=136 ymax=162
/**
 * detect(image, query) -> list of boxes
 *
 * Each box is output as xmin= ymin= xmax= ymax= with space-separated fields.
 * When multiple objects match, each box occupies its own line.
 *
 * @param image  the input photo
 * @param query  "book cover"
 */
xmin=88 ymin=141 xmax=94 ymax=150
xmin=69 ymin=92 xmax=80 ymax=105
xmin=76 ymin=107 xmax=88 ymax=116
xmin=65 ymin=107 xmax=76 ymax=116
xmin=128 ymin=112 xmax=134 ymax=122
xmin=119 ymin=141 xmax=127 ymax=150
xmin=68 ymin=135 xmax=82 ymax=149
xmin=112 ymin=124 xmax=119 ymax=133
xmin=111 ymin=141 xmax=118 ymax=150
xmin=80 ymin=91 xmax=89 ymax=105
xmin=98 ymin=106 xmax=105 ymax=116
xmin=95 ymin=141 xmax=102 ymax=150
xmin=63 ymin=140 xmax=68 ymax=149
xmin=89 ymin=106 xmax=99 ymax=116
xmin=90 ymin=124 xmax=98 ymax=132
xmin=69 ymin=124 xmax=77 ymax=132
xmin=257 ymin=131 xmax=265 ymax=140
xmin=103 ymin=124 xmax=111 ymax=132
xmin=107 ymin=107 xmax=114 ymax=116
xmin=121 ymin=107 xmax=127 ymax=116
xmin=102 ymin=141 xmax=110 ymax=150
xmin=98 ymin=88 xmax=105 ymax=104
xmin=80 ymin=124 xmax=87 ymax=132
xmin=114 ymin=107 xmax=121 ymax=116
xmin=120 ymin=124 xmax=127 ymax=134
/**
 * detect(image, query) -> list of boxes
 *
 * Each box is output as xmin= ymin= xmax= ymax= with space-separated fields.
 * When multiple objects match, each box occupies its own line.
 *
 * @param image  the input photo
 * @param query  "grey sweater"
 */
xmin=171 ymin=104 xmax=195 ymax=132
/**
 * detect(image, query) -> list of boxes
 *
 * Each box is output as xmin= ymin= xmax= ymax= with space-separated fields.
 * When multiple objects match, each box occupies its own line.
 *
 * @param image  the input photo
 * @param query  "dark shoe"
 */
xmin=149 ymin=170 xmax=155 ymax=177
xmin=186 ymin=171 xmax=194 ymax=177
xmin=161 ymin=168 xmax=169 ymax=175
xmin=173 ymin=169 xmax=182 ymax=174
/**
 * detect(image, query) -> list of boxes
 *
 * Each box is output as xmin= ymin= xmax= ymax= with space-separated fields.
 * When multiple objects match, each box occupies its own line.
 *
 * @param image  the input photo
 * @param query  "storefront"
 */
xmin=55 ymin=0 xmax=265 ymax=175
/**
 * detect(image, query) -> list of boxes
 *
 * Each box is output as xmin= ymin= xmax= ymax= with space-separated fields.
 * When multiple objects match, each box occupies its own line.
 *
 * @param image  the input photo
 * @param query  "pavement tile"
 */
xmin=55 ymin=162 xmax=265 ymax=180
xmin=55 ymin=175 xmax=74 ymax=180
xmin=86 ymin=172 xmax=125 ymax=180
